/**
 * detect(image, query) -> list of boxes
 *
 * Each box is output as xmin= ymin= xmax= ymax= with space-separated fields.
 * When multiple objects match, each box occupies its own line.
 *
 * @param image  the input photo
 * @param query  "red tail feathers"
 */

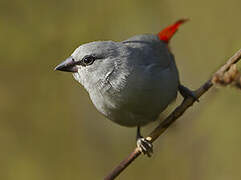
xmin=158 ymin=19 xmax=189 ymax=43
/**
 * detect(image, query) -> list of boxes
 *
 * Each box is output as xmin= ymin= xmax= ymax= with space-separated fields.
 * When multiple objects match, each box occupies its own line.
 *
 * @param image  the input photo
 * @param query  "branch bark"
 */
xmin=104 ymin=49 xmax=241 ymax=180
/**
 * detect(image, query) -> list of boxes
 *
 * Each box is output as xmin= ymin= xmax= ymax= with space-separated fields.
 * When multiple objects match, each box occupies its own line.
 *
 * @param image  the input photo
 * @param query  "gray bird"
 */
xmin=55 ymin=19 xmax=195 ymax=156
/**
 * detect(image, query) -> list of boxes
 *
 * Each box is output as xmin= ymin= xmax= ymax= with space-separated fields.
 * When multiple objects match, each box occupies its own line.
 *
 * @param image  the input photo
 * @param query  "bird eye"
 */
xmin=82 ymin=55 xmax=96 ymax=66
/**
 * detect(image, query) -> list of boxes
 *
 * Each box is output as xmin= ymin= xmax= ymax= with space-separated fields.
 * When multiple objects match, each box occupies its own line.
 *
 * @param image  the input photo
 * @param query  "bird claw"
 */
xmin=178 ymin=84 xmax=199 ymax=102
xmin=137 ymin=137 xmax=153 ymax=157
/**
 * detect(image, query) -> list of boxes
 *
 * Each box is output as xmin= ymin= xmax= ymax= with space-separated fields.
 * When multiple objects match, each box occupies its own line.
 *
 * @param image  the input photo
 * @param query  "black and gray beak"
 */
xmin=54 ymin=57 xmax=78 ymax=73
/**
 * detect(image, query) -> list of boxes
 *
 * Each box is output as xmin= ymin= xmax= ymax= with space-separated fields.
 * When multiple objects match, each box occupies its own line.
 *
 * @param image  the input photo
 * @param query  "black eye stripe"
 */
xmin=83 ymin=55 xmax=95 ymax=63
xmin=74 ymin=59 xmax=83 ymax=65
xmin=73 ymin=55 xmax=103 ymax=67
xmin=82 ymin=55 xmax=96 ymax=66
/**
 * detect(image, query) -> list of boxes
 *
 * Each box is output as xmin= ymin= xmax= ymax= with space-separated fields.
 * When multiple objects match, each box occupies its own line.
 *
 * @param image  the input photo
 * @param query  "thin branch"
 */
xmin=104 ymin=49 xmax=241 ymax=180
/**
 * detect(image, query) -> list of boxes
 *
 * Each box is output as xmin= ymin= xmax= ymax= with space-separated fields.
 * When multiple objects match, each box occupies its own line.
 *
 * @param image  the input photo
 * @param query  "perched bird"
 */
xmin=55 ymin=19 xmax=195 ymax=156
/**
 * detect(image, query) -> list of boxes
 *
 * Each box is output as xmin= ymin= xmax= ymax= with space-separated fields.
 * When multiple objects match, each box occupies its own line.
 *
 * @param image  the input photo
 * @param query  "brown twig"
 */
xmin=104 ymin=49 xmax=241 ymax=180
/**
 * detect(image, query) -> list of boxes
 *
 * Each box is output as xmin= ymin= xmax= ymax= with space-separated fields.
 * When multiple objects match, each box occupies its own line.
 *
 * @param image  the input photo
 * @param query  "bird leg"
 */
xmin=178 ymin=84 xmax=199 ymax=102
xmin=136 ymin=126 xmax=153 ymax=157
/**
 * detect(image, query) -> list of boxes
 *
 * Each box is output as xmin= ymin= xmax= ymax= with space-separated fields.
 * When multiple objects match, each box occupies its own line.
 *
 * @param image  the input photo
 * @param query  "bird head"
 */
xmin=55 ymin=41 xmax=129 ymax=90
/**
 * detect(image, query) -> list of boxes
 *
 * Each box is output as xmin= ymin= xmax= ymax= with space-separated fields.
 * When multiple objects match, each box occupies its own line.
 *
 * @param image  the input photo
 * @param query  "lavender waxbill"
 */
xmin=55 ymin=19 xmax=196 ymax=156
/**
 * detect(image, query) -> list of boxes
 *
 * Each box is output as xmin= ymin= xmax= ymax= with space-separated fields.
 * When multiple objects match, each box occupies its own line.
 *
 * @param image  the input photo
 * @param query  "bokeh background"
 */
xmin=1 ymin=0 xmax=241 ymax=179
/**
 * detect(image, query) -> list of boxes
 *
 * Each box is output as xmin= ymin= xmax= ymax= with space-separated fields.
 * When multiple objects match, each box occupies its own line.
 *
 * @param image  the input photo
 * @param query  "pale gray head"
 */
xmin=55 ymin=41 xmax=131 ymax=91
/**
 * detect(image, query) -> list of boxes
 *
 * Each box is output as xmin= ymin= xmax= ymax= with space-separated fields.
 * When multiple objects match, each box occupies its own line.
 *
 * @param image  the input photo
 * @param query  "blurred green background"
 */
xmin=1 ymin=0 xmax=241 ymax=179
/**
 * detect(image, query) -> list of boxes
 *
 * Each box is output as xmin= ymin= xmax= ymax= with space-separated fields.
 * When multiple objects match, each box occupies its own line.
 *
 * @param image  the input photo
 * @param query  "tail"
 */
xmin=158 ymin=18 xmax=189 ymax=43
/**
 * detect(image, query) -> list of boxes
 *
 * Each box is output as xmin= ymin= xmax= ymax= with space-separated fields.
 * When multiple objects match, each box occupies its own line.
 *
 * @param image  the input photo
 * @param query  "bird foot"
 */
xmin=136 ymin=137 xmax=153 ymax=157
xmin=178 ymin=84 xmax=199 ymax=102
